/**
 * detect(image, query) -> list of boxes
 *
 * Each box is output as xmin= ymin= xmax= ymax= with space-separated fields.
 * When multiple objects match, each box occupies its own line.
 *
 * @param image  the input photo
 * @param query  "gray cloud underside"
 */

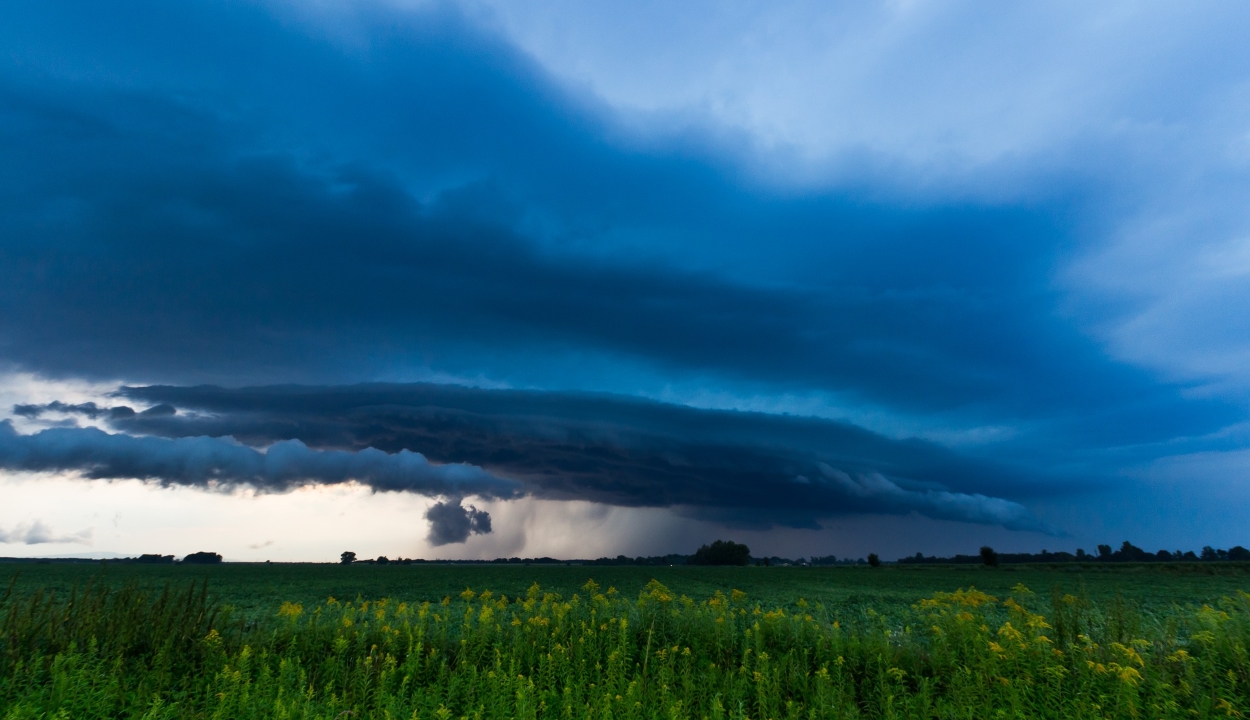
xmin=0 ymin=419 xmax=518 ymax=499
xmin=60 ymin=382 xmax=1055 ymax=533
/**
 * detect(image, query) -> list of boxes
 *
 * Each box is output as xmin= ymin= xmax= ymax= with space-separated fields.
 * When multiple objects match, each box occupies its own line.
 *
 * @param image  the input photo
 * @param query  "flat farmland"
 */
xmin=6 ymin=561 xmax=1250 ymax=617
xmin=4 ymin=562 xmax=1250 ymax=718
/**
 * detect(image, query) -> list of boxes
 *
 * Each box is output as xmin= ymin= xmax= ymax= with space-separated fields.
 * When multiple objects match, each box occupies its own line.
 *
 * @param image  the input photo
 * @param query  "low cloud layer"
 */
xmin=14 ymin=382 xmax=1059 ymax=534
xmin=0 ymin=420 xmax=518 ymax=500
xmin=0 ymin=519 xmax=92 ymax=546
xmin=16 ymin=400 xmax=147 ymax=421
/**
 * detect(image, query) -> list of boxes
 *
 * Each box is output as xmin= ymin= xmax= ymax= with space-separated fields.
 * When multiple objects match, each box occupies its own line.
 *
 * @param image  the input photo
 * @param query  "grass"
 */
xmin=1 ymin=563 xmax=1249 ymax=718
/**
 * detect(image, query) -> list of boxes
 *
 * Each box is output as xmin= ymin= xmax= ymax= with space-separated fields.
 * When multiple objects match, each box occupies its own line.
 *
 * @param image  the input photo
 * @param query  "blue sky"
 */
xmin=1 ymin=1 xmax=1248 ymax=560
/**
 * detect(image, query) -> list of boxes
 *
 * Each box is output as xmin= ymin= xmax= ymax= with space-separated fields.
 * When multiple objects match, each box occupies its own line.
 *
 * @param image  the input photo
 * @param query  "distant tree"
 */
xmin=1201 ymin=546 xmax=1218 ymax=561
xmin=980 ymin=546 xmax=999 ymax=567
xmin=1075 ymin=548 xmax=1087 ymax=560
xmin=136 ymin=554 xmax=174 ymax=564
xmin=1229 ymin=546 xmax=1250 ymax=561
xmin=181 ymin=551 xmax=222 ymax=564
xmin=1097 ymin=544 xmax=1112 ymax=560
xmin=376 ymin=555 xmax=390 ymax=565
xmin=1155 ymin=549 xmax=1173 ymax=561
xmin=1182 ymin=550 xmax=1199 ymax=561
xmin=1117 ymin=541 xmax=1149 ymax=562
xmin=340 ymin=551 xmax=357 ymax=565
xmin=687 ymin=540 xmax=751 ymax=566
xmin=867 ymin=553 xmax=881 ymax=568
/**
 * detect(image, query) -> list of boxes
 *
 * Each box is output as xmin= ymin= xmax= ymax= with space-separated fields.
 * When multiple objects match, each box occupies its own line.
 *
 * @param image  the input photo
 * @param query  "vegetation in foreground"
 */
xmin=2 ymin=573 xmax=1249 ymax=719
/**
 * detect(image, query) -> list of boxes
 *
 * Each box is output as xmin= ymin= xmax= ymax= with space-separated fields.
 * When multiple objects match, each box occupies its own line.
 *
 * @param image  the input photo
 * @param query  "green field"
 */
xmin=3 ymin=563 xmax=1250 ymax=718
xmin=8 ymin=561 xmax=1250 ymax=618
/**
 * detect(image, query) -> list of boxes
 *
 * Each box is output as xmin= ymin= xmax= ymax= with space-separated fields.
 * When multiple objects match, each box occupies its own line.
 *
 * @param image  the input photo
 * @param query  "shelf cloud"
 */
xmin=0 ymin=382 xmax=1060 ymax=535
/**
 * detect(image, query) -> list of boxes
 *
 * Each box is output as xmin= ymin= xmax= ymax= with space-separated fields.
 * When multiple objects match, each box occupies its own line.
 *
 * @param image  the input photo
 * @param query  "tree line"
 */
xmin=901 ymin=541 xmax=1250 ymax=566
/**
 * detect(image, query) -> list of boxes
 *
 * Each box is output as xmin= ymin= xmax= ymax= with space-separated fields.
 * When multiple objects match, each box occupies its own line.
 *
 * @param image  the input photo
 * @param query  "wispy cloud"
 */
xmin=0 ymin=519 xmax=93 ymax=546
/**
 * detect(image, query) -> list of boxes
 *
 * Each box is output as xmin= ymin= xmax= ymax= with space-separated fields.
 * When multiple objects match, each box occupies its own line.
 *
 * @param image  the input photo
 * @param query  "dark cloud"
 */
xmin=89 ymin=382 xmax=1056 ymax=532
xmin=425 ymin=499 xmax=492 ymax=546
xmin=0 ymin=0 xmax=1233 ymax=461
xmin=13 ymin=401 xmax=136 ymax=421
xmin=15 ymin=401 xmax=105 ymax=419
xmin=0 ymin=419 xmax=519 ymax=499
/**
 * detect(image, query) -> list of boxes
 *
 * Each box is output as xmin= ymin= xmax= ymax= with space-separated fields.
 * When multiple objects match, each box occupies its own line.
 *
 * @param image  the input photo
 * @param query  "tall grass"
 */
xmin=1 ymin=576 xmax=1248 ymax=718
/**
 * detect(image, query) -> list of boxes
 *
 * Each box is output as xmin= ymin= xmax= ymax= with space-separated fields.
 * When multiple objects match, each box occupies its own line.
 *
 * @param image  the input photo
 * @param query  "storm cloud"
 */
xmin=14 ymin=382 xmax=1056 ymax=532
xmin=0 ymin=0 xmax=1234 ymax=462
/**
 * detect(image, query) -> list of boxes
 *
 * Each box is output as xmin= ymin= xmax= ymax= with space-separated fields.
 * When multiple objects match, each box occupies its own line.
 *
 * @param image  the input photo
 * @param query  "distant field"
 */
xmin=6 ymin=561 xmax=1250 ymax=618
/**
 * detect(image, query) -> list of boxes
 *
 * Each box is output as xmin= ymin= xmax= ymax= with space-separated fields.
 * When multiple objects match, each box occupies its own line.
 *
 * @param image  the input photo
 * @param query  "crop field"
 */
xmin=2 ymin=563 xmax=1250 ymax=718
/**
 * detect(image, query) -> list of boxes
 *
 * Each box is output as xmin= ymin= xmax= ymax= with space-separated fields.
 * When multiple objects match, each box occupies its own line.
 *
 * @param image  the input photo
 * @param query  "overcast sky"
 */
xmin=2 ymin=0 xmax=1249 ymax=561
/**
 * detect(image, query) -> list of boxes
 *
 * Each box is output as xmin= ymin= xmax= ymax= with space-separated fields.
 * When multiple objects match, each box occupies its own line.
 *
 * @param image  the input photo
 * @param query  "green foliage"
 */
xmin=3 ymin=570 xmax=1250 ymax=718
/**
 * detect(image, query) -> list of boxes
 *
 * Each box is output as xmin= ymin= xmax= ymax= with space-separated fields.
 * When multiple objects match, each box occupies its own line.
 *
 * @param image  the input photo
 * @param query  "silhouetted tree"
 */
xmin=1117 ymin=541 xmax=1149 ymax=562
xmin=1201 ymin=546 xmax=1218 ymax=561
xmin=376 ymin=556 xmax=390 ymax=565
xmin=688 ymin=540 xmax=751 ymax=566
xmin=867 ymin=553 xmax=881 ymax=567
xmin=1097 ymin=544 xmax=1112 ymax=560
xmin=1229 ymin=546 xmax=1250 ymax=561
xmin=1075 ymin=548 xmax=1087 ymax=560
xmin=181 ymin=551 xmax=222 ymax=564
xmin=340 ymin=551 xmax=356 ymax=565
xmin=980 ymin=546 xmax=999 ymax=567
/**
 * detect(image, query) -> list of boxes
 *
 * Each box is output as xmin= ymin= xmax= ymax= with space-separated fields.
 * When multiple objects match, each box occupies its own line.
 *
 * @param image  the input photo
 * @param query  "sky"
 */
xmin=1 ymin=0 xmax=1249 ymax=561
